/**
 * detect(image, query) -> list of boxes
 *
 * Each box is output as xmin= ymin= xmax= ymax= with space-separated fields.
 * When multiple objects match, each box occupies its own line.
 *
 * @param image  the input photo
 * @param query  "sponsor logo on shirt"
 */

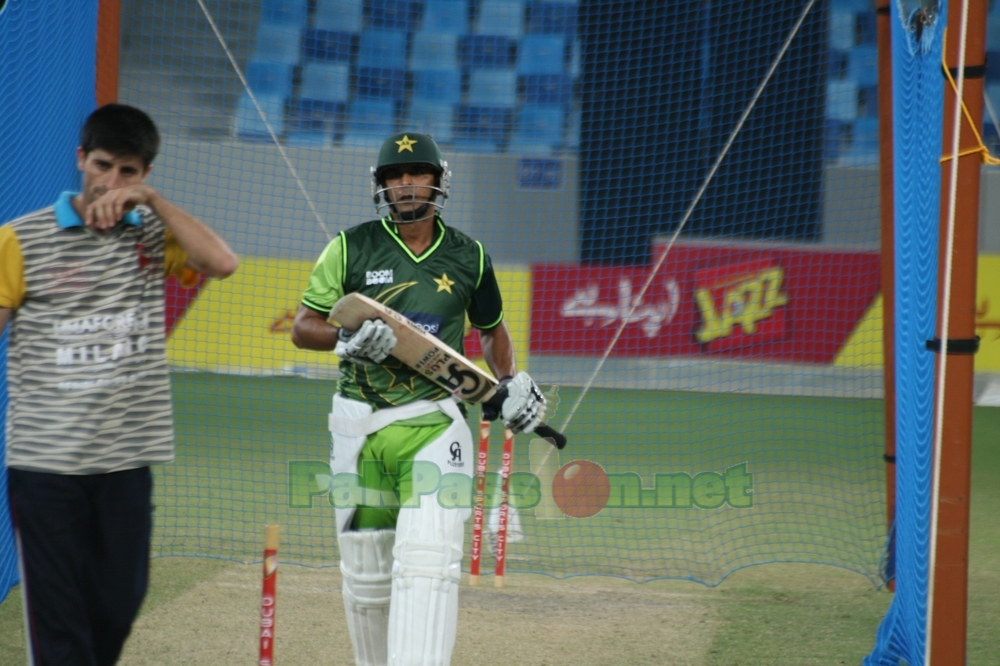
xmin=403 ymin=311 xmax=444 ymax=338
xmin=366 ymin=269 xmax=394 ymax=285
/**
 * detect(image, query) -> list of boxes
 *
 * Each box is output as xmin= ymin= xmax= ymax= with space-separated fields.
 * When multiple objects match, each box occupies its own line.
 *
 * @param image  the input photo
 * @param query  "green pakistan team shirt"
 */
xmin=302 ymin=216 xmax=504 ymax=410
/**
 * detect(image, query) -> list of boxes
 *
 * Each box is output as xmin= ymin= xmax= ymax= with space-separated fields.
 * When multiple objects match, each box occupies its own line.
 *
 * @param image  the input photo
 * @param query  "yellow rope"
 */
xmin=939 ymin=30 xmax=1000 ymax=166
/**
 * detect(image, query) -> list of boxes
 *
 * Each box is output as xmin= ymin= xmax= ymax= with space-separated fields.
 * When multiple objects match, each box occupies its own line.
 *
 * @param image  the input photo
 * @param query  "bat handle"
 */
xmin=534 ymin=423 xmax=567 ymax=450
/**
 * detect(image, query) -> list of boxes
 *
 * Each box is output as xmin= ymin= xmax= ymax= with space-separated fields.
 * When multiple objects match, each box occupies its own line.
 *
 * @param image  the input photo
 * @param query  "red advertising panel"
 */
xmin=531 ymin=243 xmax=880 ymax=364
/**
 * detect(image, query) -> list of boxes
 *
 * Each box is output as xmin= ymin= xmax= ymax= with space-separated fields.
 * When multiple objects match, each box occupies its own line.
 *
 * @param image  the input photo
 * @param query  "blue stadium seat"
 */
xmin=405 ymin=102 xmax=456 ymax=144
xmin=299 ymin=62 xmax=351 ymax=103
xmin=302 ymin=29 xmax=356 ymax=62
xmin=411 ymin=69 xmax=463 ymax=104
xmin=260 ymin=0 xmax=308 ymax=27
xmin=842 ymin=117 xmax=879 ymax=164
xmin=827 ymin=49 xmax=849 ymax=80
xmin=475 ymin=0 xmax=525 ymax=37
xmin=522 ymin=73 xmax=573 ymax=105
xmin=828 ymin=8 xmax=854 ymax=50
xmin=286 ymin=99 xmax=344 ymax=146
xmin=988 ymin=20 xmax=1000 ymax=50
xmin=986 ymin=50 xmax=1000 ymax=83
xmin=233 ymin=93 xmax=286 ymax=139
xmin=826 ymin=80 xmax=859 ymax=122
xmin=314 ymin=0 xmax=364 ymax=32
xmin=343 ymin=99 xmax=398 ymax=144
xmin=246 ymin=61 xmax=295 ymax=99
xmin=824 ymin=119 xmax=850 ymax=161
xmin=858 ymin=85 xmax=878 ymax=118
xmin=526 ymin=1 xmax=577 ymax=37
xmin=848 ymin=45 xmax=877 ymax=87
xmin=564 ymin=105 xmax=579 ymax=150
xmin=370 ymin=0 xmax=421 ymax=32
xmin=459 ymin=35 xmax=516 ymax=69
xmin=854 ymin=10 xmax=876 ymax=46
xmin=453 ymin=104 xmax=509 ymax=151
xmin=356 ymin=67 xmax=409 ymax=101
xmin=467 ymin=69 xmax=518 ymax=107
xmin=422 ymin=0 xmax=470 ymax=35
xmin=508 ymin=104 xmax=564 ymax=154
xmin=358 ymin=30 xmax=409 ymax=69
xmin=570 ymin=39 xmax=580 ymax=78
xmin=516 ymin=34 xmax=566 ymax=75
xmin=253 ymin=24 xmax=303 ymax=65
xmin=410 ymin=32 xmax=460 ymax=71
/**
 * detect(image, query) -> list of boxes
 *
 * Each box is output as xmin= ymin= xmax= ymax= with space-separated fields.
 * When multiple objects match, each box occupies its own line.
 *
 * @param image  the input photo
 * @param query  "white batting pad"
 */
xmin=339 ymin=529 xmax=396 ymax=666
xmin=387 ymin=459 xmax=468 ymax=665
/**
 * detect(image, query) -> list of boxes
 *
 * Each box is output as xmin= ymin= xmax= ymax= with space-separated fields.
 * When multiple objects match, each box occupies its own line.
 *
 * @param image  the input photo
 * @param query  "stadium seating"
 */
xmin=343 ymin=99 xmax=398 ymax=145
xmin=245 ymin=61 xmax=295 ymax=99
xmin=526 ymin=1 xmax=577 ymax=37
xmin=253 ymin=23 xmax=303 ymax=65
xmin=238 ymin=0 xmax=898 ymax=157
xmin=233 ymin=93 xmax=287 ymax=139
xmin=411 ymin=69 xmax=463 ymax=105
xmin=301 ymin=28 xmax=356 ymax=62
xmin=260 ymin=0 xmax=308 ymax=28
xmin=405 ymin=102 xmax=456 ymax=143
xmin=286 ymin=99 xmax=343 ymax=146
xmin=467 ymin=69 xmax=518 ymax=107
xmin=508 ymin=104 xmax=564 ymax=154
xmin=517 ymin=34 xmax=566 ymax=75
xmin=453 ymin=104 xmax=510 ymax=151
xmin=459 ymin=34 xmax=517 ymax=69
xmin=475 ymin=0 xmax=525 ymax=37
xmin=370 ymin=0 xmax=421 ymax=32
xmin=356 ymin=67 xmax=409 ymax=101
xmin=314 ymin=0 xmax=364 ymax=32
xmin=410 ymin=32 xmax=461 ymax=71
xmin=421 ymin=0 xmax=470 ymax=35
xmin=522 ymin=73 xmax=573 ymax=106
xmin=299 ymin=62 xmax=351 ymax=103
xmin=358 ymin=29 xmax=409 ymax=69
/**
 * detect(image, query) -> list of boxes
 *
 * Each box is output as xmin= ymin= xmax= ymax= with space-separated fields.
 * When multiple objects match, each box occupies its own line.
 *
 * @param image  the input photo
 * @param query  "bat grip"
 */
xmin=534 ymin=423 xmax=568 ymax=450
xmin=483 ymin=386 xmax=567 ymax=449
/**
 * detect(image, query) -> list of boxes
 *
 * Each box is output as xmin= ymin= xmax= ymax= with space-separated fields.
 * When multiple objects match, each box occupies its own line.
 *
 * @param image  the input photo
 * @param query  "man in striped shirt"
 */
xmin=0 ymin=104 xmax=238 ymax=665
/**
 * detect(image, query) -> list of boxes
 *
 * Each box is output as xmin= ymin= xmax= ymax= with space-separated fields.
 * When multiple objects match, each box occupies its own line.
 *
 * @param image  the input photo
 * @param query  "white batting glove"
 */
xmin=501 ymin=372 xmax=546 ymax=434
xmin=334 ymin=319 xmax=397 ymax=365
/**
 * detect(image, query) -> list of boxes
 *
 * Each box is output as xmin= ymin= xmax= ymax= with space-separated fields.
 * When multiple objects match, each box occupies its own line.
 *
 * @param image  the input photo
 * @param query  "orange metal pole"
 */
xmin=96 ymin=0 xmax=121 ymax=105
xmin=875 ymin=0 xmax=896 ymax=592
xmin=930 ymin=1 xmax=987 ymax=663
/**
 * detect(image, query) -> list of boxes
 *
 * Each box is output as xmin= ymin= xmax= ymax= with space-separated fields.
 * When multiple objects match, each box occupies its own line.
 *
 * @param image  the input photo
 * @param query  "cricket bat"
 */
xmin=329 ymin=292 xmax=567 ymax=449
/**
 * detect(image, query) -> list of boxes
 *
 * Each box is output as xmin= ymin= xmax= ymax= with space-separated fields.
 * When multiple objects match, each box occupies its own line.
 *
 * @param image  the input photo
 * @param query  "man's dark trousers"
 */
xmin=8 ymin=467 xmax=152 ymax=666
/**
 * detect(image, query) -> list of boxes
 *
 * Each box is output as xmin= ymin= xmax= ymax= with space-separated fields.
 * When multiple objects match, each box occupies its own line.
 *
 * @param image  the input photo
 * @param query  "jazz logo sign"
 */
xmin=694 ymin=260 xmax=789 ymax=351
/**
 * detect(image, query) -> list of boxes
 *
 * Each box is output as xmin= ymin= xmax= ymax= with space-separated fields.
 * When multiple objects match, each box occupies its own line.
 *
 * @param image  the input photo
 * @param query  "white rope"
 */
xmin=925 ymin=0 xmax=970 ymax=661
xmin=557 ymin=0 xmax=819 ymax=435
xmin=194 ymin=0 xmax=333 ymax=241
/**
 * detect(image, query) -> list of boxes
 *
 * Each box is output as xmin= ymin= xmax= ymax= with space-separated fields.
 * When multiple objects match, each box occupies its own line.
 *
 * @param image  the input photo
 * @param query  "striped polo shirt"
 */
xmin=0 ymin=192 xmax=191 ymax=474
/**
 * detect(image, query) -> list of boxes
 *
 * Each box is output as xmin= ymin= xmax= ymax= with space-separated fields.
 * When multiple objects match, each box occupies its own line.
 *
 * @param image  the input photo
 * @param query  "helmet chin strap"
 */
xmin=390 ymin=202 xmax=435 ymax=224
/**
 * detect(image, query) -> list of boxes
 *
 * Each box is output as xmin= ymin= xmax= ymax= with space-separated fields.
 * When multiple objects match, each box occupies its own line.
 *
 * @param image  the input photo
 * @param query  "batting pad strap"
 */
xmin=340 ymin=530 xmax=395 ymax=666
xmin=392 ymin=542 xmax=463 ymax=581
xmin=329 ymin=401 xmax=440 ymax=437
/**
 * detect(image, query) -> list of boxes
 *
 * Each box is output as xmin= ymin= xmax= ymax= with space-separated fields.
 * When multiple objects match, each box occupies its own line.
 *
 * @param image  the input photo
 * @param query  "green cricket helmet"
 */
xmin=371 ymin=132 xmax=451 ymax=222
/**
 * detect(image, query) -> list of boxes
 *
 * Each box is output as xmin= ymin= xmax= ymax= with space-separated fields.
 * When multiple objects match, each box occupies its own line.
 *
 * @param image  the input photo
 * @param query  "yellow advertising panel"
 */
xmin=835 ymin=254 xmax=1000 ymax=371
xmin=168 ymin=257 xmax=531 ymax=375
